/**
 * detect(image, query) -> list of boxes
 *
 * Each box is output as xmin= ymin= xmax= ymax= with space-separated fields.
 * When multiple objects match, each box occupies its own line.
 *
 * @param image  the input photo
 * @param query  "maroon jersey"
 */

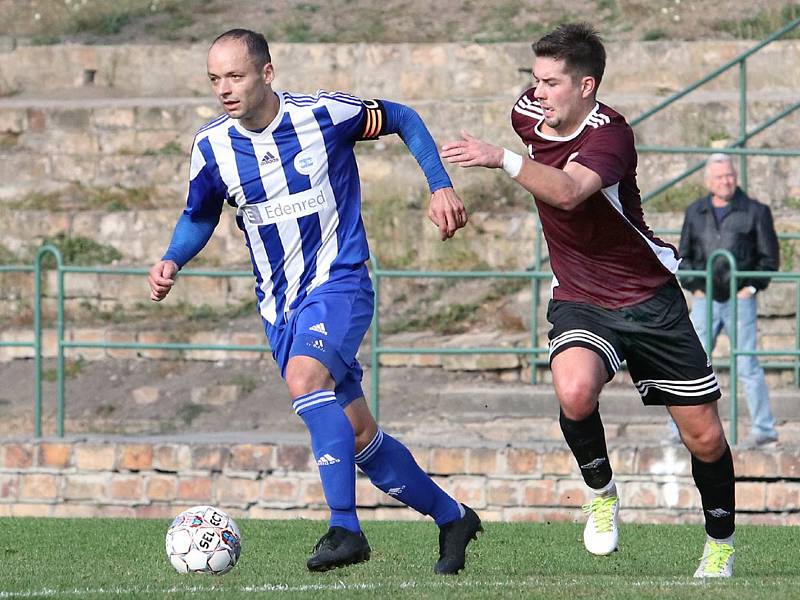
xmin=512 ymin=90 xmax=679 ymax=308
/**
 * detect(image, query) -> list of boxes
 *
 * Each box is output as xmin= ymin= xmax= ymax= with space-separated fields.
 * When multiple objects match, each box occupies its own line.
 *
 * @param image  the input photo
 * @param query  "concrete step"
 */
xmin=1 ymin=41 xmax=798 ymax=98
xmin=435 ymin=383 xmax=800 ymax=421
xmin=5 ymin=354 xmax=799 ymax=446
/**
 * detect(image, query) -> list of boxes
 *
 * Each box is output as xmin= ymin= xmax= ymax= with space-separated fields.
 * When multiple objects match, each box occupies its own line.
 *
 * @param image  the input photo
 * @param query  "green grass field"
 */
xmin=1 ymin=518 xmax=797 ymax=599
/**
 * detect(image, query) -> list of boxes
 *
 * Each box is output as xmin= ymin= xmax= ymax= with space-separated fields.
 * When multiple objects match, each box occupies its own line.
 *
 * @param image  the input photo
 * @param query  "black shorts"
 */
xmin=547 ymin=280 xmax=721 ymax=406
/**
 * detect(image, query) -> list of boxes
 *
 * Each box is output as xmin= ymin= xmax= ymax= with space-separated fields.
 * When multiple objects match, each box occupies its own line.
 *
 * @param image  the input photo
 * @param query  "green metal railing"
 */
xmin=20 ymin=246 xmax=269 ymax=437
xmin=368 ymin=256 xmax=553 ymax=422
xmin=695 ymin=250 xmax=800 ymax=444
xmin=9 ymin=17 xmax=800 ymax=438
xmin=0 ymin=261 xmax=37 ymax=430
xmin=631 ymin=16 xmax=800 ymax=200
xmin=369 ymin=255 xmax=800 ymax=445
xmin=8 ymin=243 xmax=800 ymax=439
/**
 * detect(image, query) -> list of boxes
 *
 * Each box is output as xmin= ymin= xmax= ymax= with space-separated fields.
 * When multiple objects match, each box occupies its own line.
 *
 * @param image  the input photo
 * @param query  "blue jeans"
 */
xmin=688 ymin=294 xmax=777 ymax=438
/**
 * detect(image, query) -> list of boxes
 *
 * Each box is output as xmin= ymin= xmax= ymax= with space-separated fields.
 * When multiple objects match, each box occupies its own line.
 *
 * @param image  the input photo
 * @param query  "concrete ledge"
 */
xmin=1 ymin=42 xmax=799 ymax=99
xmin=1 ymin=438 xmax=797 ymax=524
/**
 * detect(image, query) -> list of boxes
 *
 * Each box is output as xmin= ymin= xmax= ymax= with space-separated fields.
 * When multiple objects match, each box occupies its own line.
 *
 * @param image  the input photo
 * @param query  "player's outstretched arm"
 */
xmin=377 ymin=100 xmax=468 ymax=239
xmin=442 ymin=130 xmax=602 ymax=211
xmin=148 ymin=208 xmax=219 ymax=301
xmin=148 ymin=259 xmax=179 ymax=302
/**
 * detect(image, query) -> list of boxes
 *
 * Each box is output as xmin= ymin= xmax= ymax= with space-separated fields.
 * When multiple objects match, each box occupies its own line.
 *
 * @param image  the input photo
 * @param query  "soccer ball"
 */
xmin=165 ymin=505 xmax=242 ymax=575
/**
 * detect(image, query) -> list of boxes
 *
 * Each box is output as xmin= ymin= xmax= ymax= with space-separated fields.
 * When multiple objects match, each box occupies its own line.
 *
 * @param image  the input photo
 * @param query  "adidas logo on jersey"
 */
xmin=260 ymin=151 xmax=278 ymax=166
xmin=309 ymin=322 xmax=328 ymax=336
xmin=387 ymin=485 xmax=406 ymax=497
xmin=316 ymin=453 xmax=341 ymax=466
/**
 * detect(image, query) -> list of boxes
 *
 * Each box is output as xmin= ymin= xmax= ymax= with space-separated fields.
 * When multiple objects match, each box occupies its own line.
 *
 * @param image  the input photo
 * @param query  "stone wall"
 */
xmin=0 ymin=41 xmax=798 ymax=390
xmin=1 ymin=41 xmax=798 ymax=277
xmin=1 ymin=438 xmax=798 ymax=525
xmin=2 ymin=41 xmax=799 ymax=100
xmin=1 ymin=41 xmax=799 ymax=205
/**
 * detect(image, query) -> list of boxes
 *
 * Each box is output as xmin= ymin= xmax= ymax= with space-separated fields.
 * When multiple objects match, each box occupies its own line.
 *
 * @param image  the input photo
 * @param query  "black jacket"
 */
xmin=678 ymin=188 xmax=779 ymax=302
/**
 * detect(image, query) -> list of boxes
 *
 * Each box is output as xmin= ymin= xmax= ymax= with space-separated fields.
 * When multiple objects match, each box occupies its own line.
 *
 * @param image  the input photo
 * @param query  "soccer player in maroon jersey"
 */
xmin=442 ymin=23 xmax=735 ymax=577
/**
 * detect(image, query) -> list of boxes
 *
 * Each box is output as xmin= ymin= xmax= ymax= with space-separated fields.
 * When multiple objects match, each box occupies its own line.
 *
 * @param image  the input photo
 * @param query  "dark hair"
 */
xmin=211 ymin=29 xmax=271 ymax=68
xmin=532 ymin=23 xmax=606 ymax=89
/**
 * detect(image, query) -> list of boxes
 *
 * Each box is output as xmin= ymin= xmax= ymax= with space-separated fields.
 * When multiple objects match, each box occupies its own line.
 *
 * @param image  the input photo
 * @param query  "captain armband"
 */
xmin=502 ymin=148 xmax=524 ymax=178
xmin=357 ymin=99 xmax=387 ymax=141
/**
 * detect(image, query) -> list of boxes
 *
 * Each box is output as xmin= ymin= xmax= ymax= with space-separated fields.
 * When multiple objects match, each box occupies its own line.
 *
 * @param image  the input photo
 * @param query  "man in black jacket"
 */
xmin=673 ymin=153 xmax=780 ymax=447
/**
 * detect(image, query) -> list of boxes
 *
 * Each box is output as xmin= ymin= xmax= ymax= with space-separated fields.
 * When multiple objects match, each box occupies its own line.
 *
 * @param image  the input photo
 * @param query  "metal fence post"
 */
xmin=738 ymin=58 xmax=748 ymax=192
xmin=795 ymin=253 xmax=800 ymax=388
xmin=531 ymin=219 xmax=543 ymax=384
xmin=56 ymin=257 xmax=66 ymax=438
xmin=33 ymin=245 xmax=63 ymax=438
xmin=728 ymin=258 xmax=739 ymax=446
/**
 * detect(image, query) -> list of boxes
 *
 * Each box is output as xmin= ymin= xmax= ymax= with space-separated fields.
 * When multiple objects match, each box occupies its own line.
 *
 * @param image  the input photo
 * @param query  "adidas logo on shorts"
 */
xmin=308 ymin=339 xmax=325 ymax=351
xmin=316 ymin=453 xmax=340 ymax=466
xmin=309 ymin=322 xmax=328 ymax=336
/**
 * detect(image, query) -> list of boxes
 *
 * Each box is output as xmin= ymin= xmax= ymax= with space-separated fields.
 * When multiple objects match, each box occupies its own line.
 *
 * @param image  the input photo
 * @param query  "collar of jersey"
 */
xmin=231 ymin=89 xmax=286 ymax=138
xmin=534 ymin=102 xmax=601 ymax=142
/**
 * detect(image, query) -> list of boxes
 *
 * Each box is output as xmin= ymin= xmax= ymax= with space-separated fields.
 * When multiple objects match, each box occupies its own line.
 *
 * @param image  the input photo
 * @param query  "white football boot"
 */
xmin=694 ymin=537 xmax=735 ymax=578
xmin=582 ymin=483 xmax=619 ymax=555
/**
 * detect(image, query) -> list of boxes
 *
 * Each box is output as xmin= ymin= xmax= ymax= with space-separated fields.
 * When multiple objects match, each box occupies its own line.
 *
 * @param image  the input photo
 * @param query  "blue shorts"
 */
xmin=263 ymin=266 xmax=374 ymax=408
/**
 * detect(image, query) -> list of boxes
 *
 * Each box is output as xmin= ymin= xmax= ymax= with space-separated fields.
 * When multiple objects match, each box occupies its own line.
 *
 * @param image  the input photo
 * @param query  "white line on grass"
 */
xmin=0 ymin=577 xmax=725 ymax=598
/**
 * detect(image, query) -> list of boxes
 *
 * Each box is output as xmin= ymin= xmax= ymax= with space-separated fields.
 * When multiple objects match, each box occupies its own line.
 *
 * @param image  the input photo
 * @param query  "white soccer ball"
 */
xmin=165 ymin=505 xmax=242 ymax=575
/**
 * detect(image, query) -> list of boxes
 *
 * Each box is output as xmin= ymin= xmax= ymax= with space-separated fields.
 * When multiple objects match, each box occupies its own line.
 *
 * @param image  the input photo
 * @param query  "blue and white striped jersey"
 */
xmin=186 ymin=90 xmax=376 ymax=325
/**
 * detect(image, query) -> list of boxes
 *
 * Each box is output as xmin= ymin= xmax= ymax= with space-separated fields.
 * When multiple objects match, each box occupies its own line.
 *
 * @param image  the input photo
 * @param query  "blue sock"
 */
xmin=294 ymin=390 xmax=359 ymax=533
xmin=355 ymin=429 xmax=462 ymax=527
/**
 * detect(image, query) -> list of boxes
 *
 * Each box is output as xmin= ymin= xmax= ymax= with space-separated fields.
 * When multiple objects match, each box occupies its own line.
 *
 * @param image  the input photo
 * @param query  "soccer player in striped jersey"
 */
xmin=147 ymin=29 xmax=481 ymax=574
xmin=442 ymin=23 xmax=736 ymax=577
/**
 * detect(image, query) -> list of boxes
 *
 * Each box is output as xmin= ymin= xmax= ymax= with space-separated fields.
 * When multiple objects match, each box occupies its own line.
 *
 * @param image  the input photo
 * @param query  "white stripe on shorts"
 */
xmin=634 ymin=373 xmax=720 ymax=398
xmin=549 ymin=328 xmax=621 ymax=373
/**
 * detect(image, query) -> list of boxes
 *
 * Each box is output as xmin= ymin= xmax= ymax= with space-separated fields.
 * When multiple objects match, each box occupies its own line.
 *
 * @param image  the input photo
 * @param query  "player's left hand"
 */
xmin=441 ymin=130 xmax=504 ymax=169
xmin=428 ymin=187 xmax=468 ymax=240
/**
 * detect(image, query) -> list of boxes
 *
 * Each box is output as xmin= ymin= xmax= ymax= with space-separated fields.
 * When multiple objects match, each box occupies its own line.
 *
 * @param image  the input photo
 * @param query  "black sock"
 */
xmin=559 ymin=405 xmax=613 ymax=490
xmin=692 ymin=445 xmax=736 ymax=539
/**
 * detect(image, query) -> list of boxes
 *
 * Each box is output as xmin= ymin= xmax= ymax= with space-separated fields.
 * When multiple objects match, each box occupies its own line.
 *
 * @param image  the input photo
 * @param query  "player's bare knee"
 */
xmin=285 ymin=358 xmax=334 ymax=398
xmin=683 ymin=426 xmax=727 ymax=462
xmin=285 ymin=371 xmax=328 ymax=398
xmin=353 ymin=427 xmax=376 ymax=453
xmin=346 ymin=406 xmax=379 ymax=452
xmin=557 ymin=379 xmax=600 ymax=420
xmin=350 ymin=416 xmax=375 ymax=444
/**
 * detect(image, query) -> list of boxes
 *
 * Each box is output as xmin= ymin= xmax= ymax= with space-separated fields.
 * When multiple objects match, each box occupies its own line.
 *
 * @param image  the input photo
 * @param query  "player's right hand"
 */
xmin=148 ymin=259 xmax=179 ymax=301
xmin=440 ymin=130 xmax=504 ymax=169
